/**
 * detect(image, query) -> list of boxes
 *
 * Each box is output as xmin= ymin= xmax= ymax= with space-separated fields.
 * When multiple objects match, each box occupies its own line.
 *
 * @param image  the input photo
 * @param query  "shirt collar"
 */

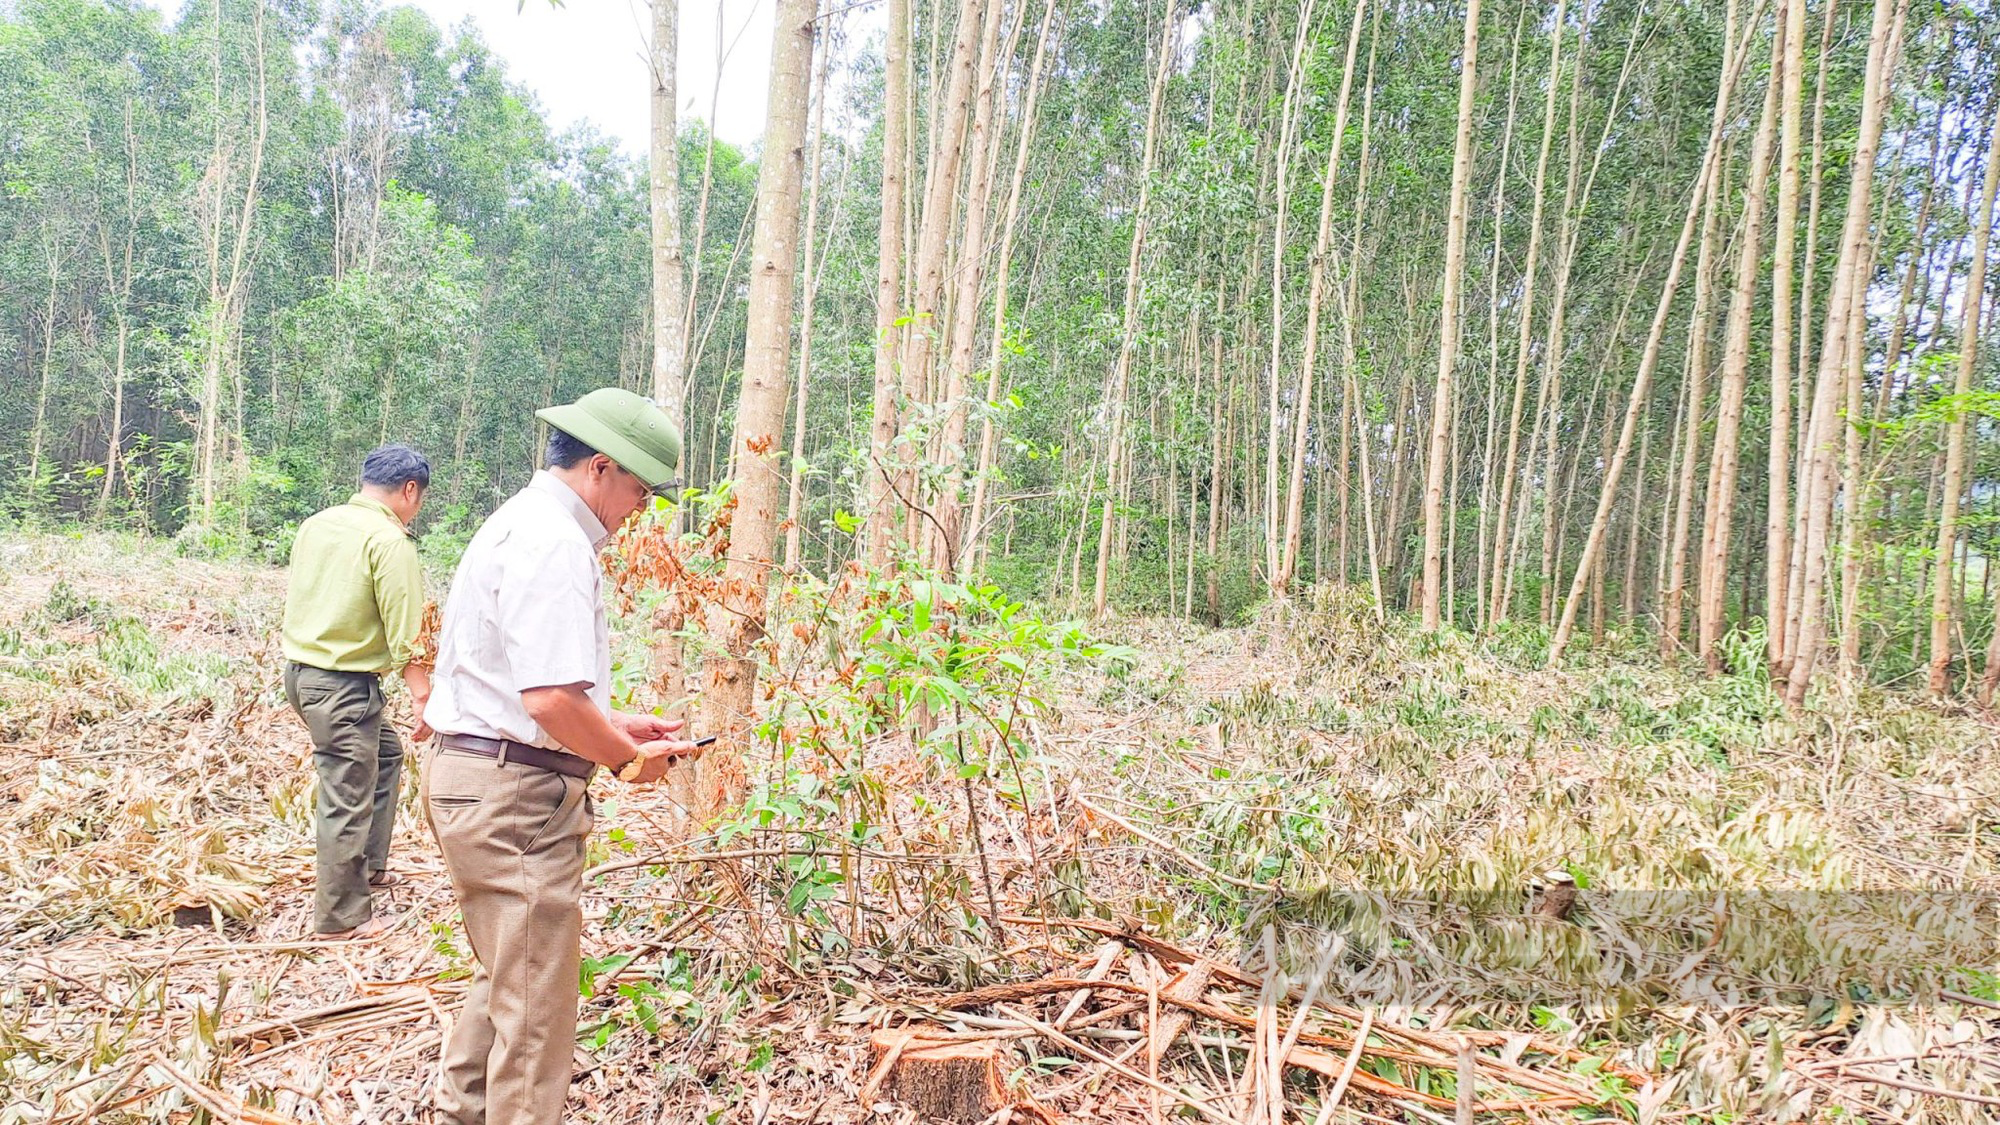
xmin=529 ymin=470 xmax=611 ymax=548
xmin=347 ymin=493 xmax=412 ymax=537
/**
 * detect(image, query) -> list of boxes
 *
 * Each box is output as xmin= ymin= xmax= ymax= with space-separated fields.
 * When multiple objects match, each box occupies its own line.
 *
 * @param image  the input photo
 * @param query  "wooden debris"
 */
xmin=925 ymin=951 xmax=1622 ymax=1116
xmin=866 ymin=1028 xmax=1008 ymax=1122
xmin=1146 ymin=958 xmax=1213 ymax=1070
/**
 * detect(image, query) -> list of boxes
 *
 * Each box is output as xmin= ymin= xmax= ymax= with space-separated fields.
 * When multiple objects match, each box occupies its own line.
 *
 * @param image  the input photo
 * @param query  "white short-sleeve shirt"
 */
xmin=423 ymin=471 xmax=613 ymax=749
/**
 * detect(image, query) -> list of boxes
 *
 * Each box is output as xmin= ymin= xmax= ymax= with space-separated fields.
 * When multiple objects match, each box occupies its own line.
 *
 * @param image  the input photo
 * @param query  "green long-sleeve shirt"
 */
xmin=281 ymin=495 xmax=425 ymax=674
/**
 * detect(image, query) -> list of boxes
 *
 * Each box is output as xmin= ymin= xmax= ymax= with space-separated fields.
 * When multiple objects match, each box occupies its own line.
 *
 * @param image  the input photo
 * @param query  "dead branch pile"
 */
xmin=865 ymin=917 xmax=1640 ymax=1124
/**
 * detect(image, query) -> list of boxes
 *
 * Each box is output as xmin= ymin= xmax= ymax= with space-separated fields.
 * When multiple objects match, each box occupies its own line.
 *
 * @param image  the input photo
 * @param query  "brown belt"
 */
xmin=437 ymin=733 xmax=597 ymax=779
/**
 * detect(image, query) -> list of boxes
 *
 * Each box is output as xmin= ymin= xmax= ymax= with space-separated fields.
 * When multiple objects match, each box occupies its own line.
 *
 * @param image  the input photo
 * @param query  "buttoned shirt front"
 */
xmin=423 ymin=472 xmax=613 ymax=750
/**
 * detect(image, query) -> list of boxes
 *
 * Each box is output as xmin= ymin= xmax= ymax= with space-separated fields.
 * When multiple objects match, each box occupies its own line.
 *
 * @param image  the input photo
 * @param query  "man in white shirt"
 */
xmin=422 ymin=387 xmax=701 ymax=1125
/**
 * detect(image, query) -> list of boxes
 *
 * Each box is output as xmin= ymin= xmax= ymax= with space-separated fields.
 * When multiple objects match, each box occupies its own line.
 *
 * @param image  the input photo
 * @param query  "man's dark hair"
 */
xmin=545 ymin=429 xmax=599 ymax=470
xmin=361 ymin=444 xmax=431 ymax=490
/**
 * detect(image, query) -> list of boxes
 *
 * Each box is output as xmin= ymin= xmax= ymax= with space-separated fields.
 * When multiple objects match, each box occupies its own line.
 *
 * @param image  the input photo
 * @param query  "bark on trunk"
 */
xmin=649 ymin=0 xmax=688 ymax=425
xmin=1262 ymin=0 xmax=1318 ymax=596
xmin=1698 ymin=9 xmax=1783 ymax=672
xmin=962 ymin=0 xmax=1060 ymax=576
xmin=1662 ymin=149 xmax=1725 ymax=662
xmin=1765 ymin=0 xmax=1809 ymax=668
xmin=1786 ymin=0 xmax=1902 ymax=708
xmin=702 ymin=0 xmax=817 ymax=809
xmin=782 ymin=29 xmax=838 ymax=572
xmin=931 ymin=0 xmax=1011 ymax=569
xmin=1278 ymin=0 xmax=1370 ymax=596
xmin=867 ymin=0 xmax=912 ymax=568
xmin=1936 ymin=98 xmax=2000 ymax=696
xmin=1091 ymin=0 xmax=1179 ymax=619
xmin=1419 ymin=0 xmax=1482 ymax=629
xmin=1547 ymin=2 xmax=1761 ymax=665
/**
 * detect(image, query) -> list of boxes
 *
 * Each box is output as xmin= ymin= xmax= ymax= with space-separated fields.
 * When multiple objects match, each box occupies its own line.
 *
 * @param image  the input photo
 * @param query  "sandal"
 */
xmin=319 ymin=915 xmax=396 ymax=942
xmin=368 ymin=870 xmax=407 ymax=888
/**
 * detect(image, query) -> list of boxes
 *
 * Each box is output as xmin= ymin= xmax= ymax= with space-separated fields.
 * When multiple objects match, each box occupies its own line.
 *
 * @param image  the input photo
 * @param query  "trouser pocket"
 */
xmin=522 ymin=771 xmax=586 ymax=855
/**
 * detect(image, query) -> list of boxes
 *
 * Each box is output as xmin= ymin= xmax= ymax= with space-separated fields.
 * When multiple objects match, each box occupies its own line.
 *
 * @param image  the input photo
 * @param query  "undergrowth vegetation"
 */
xmin=1074 ymin=584 xmax=1999 ymax=1118
xmin=4 ymin=533 xmax=1998 ymax=1123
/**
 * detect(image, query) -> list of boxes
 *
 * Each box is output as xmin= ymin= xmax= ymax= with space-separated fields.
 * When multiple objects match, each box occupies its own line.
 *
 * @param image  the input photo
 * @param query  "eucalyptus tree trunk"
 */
xmin=898 ymin=0 xmax=989 ymax=521
xmin=194 ymin=0 xmax=269 ymax=529
xmin=867 ymin=0 xmax=911 ymax=568
xmin=704 ymin=0 xmax=815 ymax=801
xmin=1656 ymin=374 xmax=1689 ymax=625
xmin=1785 ymin=0 xmax=1902 ymax=709
xmin=1418 ymin=0 xmax=1482 ymax=629
xmin=1624 ymin=415 xmax=1650 ymax=623
xmin=1278 ymin=0 xmax=1369 ymax=596
xmin=1933 ymin=97 xmax=2000 ymax=697
xmin=1590 ymin=414 xmax=1613 ymax=642
xmin=1091 ymin=0 xmax=1178 ymax=619
xmin=25 ymin=223 xmax=67 ymax=502
xmin=1765 ymin=0 xmax=1808 ymax=668
xmin=1662 ymin=148 xmax=1726 ymax=661
xmin=649 ymin=0 xmax=687 ymax=426
xmin=1385 ymin=377 xmax=1413 ymax=583
xmin=1836 ymin=230 xmax=1877 ymax=679
xmin=97 ymin=97 xmax=140 ymax=515
xmin=931 ymin=0 xmax=1010 ymax=570
xmin=963 ymin=0 xmax=1060 ymax=576
xmin=1488 ymin=0 xmax=1572 ymax=627
xmin=1781 ymin=0 xmax=1841 ymax=664
xmin=647 ymin=0 xmax=694 ymax=711
xmin=1207 ymin=351 xmax=1231 ymax=624
xmin=782 ymin=29 xmax=836 ymax=573
xmin=1698 ymin=10 xmax=1782 ymax=672
xmin=1547 ymin=1 xmax=1759 ymax=665
xmin=1263 ymin=0 xmax=1318 ymax=597
xmin=1475 ymin=6 xmax=1531 ymax=630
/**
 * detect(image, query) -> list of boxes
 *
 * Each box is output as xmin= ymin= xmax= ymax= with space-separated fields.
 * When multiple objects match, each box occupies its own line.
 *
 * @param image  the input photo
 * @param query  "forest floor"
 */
xmin=4 ymin=530 xmax=2000 ymax=1125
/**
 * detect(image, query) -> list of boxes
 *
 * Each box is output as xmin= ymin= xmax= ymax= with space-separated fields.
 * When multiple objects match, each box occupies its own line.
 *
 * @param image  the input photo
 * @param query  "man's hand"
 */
xmin=404 ymin=665 xmax=435 ymax=743
xmin=612 ymin=711 xmax=684 ymax=743
xmin=618 ymin=737 xmax=704 ymax=784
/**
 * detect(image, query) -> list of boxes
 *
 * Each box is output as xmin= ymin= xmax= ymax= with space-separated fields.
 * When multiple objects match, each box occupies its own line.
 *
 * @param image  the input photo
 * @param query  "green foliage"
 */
xmin=689 ymin=562 xmax=1135 ymax=953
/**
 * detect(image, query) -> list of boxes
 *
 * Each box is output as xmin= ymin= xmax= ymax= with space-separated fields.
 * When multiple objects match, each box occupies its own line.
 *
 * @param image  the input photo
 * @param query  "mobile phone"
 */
xmin=692 ymin=734 xmax=719 ymax=748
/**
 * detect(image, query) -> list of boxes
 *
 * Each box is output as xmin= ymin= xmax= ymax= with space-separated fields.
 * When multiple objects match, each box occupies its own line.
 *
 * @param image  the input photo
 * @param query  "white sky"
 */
xmin=416 ymin=0 xmax=776 ymax=152
xmin=146 ymin=0 xmax=780 ymax=152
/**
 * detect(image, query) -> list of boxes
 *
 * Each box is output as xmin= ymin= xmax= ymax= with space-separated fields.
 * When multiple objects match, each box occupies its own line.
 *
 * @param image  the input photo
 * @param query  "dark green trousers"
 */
xmin=283 ymin=662 xmax=404 ymax=933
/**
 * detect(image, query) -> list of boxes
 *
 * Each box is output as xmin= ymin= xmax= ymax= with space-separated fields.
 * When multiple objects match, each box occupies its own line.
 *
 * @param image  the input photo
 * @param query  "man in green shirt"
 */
xmin=280 ymin=444 xmax=433 ymax=939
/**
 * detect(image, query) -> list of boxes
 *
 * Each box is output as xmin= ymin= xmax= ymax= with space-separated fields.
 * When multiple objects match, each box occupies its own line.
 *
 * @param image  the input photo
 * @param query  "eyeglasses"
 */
xmin=615 ymin=462 xmax=681 ymax=499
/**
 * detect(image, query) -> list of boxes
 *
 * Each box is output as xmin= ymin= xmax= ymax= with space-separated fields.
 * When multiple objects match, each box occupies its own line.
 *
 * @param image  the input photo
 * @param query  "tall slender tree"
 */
xmin=1931 ymin=93 xmax=2000 ymax=696
xmin=1418 ymin=0 xmax=1482 ymax=630
xmin=704 ymin=0 xmax=817 ymax=800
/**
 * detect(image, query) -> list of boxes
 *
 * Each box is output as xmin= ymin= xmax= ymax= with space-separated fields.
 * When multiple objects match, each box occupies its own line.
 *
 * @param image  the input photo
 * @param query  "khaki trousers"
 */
xmin=283 ymin=663 xmax=402 ymax=933
xmin=423 ymin=746 xmax=592 ymax=1125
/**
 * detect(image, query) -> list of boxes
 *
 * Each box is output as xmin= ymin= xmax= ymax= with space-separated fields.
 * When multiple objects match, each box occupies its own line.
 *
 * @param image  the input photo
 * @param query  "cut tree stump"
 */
xmin=171 ymin=899 xmax=218 ymax=928
xmin=865 ymin=1029 xmax=1006 ymax=1122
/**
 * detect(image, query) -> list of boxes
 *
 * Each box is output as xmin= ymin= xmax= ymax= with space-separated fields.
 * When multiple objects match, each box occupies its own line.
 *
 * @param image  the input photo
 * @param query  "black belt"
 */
xmin=437 ymin=733 xmax=597 ymax=779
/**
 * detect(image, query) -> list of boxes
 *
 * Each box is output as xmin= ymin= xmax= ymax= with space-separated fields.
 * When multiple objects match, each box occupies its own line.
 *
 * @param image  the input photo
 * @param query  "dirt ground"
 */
xmin=5 ymin=531 xmax=1999 ymax=1124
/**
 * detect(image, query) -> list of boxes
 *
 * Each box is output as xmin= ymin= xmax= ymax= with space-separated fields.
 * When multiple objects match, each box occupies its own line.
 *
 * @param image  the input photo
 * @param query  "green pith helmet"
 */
xmin=536 ymin=388 xmax=684 ymax=490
